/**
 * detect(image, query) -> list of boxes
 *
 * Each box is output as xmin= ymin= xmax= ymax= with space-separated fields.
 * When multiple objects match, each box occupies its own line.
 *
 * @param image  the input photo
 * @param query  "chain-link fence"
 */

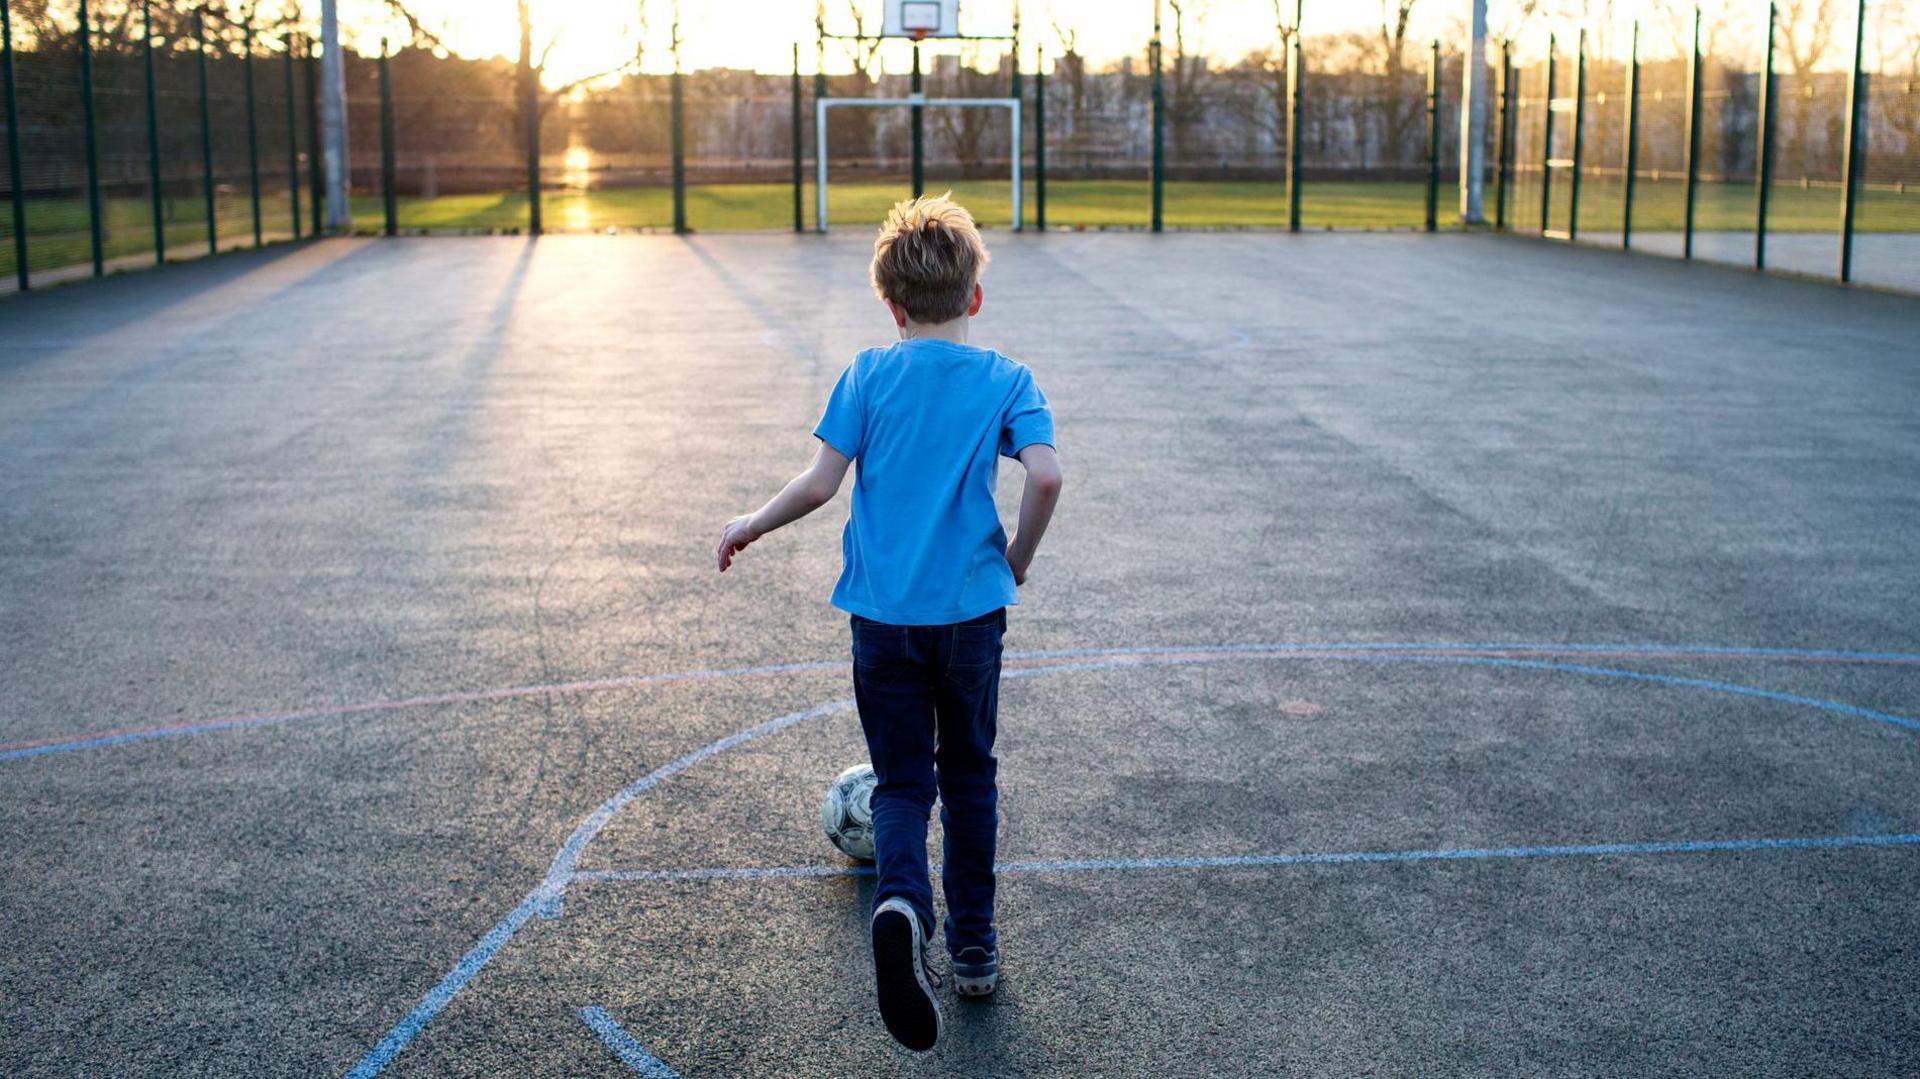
xmin=4 ymin=1 xmax=1915 ymax=295
xmin=1 ymin=0 xmax=317 ymax=289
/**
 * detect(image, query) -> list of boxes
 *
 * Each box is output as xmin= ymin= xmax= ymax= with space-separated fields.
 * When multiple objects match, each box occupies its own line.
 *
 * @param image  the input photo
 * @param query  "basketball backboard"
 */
xmin=881 ymin=0 xmax=961 ymax=39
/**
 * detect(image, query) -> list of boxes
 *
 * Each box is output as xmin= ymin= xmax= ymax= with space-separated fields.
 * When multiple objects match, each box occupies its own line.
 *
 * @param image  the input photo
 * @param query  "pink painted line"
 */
xmin=4 ymin=643 xmax=1915 ymax=761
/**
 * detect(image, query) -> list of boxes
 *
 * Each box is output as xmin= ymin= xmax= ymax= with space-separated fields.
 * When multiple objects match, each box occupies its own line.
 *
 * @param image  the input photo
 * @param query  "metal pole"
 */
xmin=814 ymin=29 xmax=826 ymax=232
xmin=1568 ymin=29 xmax=1585 ymax=243
xmin=305 ymin=38 xmax=322 ymax=235
xmin=791 ymin=43 xmax=803 ymax=233
xmin=1754 ymin=3 xmax=1775 ymax=269
xmin=1494 ymin=40 xmax=1511 ymax=230
xmin=1149 ymin=2 xmax=1163 ymax=233
xmin=910 ymin=41 xmax=923 ymax=198
xmin=1 ymin=0 xmax=26 ymax=290
xmin=816 ymin=97 xmax=827 ymax=233
xmin=143 ymin=0 xmax=164 ymax=262
xmin=1837 ymin=0 xmax=1865 ymax=283
xmin=1539 ymin=33 xmax=1554 ymax=234
xmin=318 ymin=0 xmax=349 ymax=232
xmin=1682 ymin=7 xmax=1700 ymax=259
xmin=78 ymin=0 xmax=103 ymax=276
xmin=245 ymin=20 xmax=261 ymax=246
xmin=1009 ymin=99 xmax=1022 ymax=230
xmin=379 ymin=38 xmax=395 ymax=236
xmin=1286 ymin=25 xmax=1302 ymax=232
xmin=1035 ymin=46 xmax=1046 ymax=231
xmin=1459 ymin=0 xmax=1488 ymax=224
xmin=196 ymin=8 xmax=215 ymax=254
xmin=283 ymin=36 xmax=300 ymax=239
xmin=1622 ymin=21 xmax=1638 ymax=249
xmin=1425 ymin=40 xmax=1439 ymax=232
xmin=671 ymin=69 xmax=686 ymax=232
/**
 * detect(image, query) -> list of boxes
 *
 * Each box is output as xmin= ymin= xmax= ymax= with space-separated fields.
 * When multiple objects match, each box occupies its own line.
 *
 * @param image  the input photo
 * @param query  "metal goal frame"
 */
xmin=815 ymin=96 xmax=1022 ymax=233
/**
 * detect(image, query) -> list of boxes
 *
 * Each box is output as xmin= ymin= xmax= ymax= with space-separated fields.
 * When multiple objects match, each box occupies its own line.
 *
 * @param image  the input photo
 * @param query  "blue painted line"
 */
xmin=344 ymin=650 xmax=1919 ymax=1076
xmin=573 ymin=832 xmax=1920 ymax=884
xmin=1001 ymin=653 xmax=1920 ymax=733
xmin=579 ymin=1006 xmax=685 ymax=1079
xmin=11 ymin=642 xmax=1918 ymax=764
xmin=1013 ymin=641 xmax=1920 ymax=663
xmin=344 ymin=889 xmax=548 ymax=1079
xmin=533 ymin=699 xmax=857 ymax=919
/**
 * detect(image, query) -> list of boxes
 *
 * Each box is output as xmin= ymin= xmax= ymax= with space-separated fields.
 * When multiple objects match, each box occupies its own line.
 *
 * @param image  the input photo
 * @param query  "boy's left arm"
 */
xmin=717 ymin=441 xmax=853 ymax=572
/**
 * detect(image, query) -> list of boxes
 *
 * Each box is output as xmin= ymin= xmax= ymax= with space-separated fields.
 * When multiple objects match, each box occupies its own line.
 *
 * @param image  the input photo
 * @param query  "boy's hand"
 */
xmin=1005 ymin=540 xmax=1029 ymax=585
xmin=717 ymin=515 xmax=762 ymax=572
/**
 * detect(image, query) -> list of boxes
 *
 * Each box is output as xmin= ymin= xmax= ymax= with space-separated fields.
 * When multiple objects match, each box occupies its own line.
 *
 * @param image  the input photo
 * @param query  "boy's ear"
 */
xmin=968 ymin=282 xmax=984 ymax=317
xmin=884 ymin=297 xmax=908 ymax=328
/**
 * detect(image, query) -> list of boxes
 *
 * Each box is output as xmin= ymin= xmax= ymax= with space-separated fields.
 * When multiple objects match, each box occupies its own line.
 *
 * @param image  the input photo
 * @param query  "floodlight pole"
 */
xmin=1150 ymin=0 xmax=1163 ymax=233
xmin=1459 ymin=0 xmax=1488 ymax=225
xmin=142 ymin=0 xmax=164 ymax=263
xmin=792 ymin=43 xmax=804 ymax=233
xmin=319 ymin=0 xmax=350 ymax=232
xmin=1837 ymin=0 xmax=1865 ymax=283
xmin=1754 ymin=3 xmax=1775 ymax=269
xmin=910 ymin=41 xmax=924 ymax=198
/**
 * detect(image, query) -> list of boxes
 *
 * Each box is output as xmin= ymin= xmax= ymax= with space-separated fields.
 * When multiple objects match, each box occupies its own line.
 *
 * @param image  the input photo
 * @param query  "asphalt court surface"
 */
xmin=2 ymin=232 xmax=1918 ymax=1077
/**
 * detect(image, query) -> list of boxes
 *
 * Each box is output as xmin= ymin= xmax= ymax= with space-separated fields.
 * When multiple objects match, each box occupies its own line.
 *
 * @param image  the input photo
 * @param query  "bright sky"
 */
xmin=341 ymin=0 xmax=1461 ymax=85
xmin=339 ymin=1 xmax=1892 ymax=86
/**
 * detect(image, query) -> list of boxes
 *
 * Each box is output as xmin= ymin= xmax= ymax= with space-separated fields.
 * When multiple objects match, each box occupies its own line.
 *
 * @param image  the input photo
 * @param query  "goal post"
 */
xmin=815 ymin=97 xmax=1022 ymax=234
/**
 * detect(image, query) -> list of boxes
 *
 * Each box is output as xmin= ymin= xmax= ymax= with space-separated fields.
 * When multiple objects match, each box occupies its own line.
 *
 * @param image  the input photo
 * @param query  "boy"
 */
xmin=716 ymin=194 xmax=1062 ymax=1052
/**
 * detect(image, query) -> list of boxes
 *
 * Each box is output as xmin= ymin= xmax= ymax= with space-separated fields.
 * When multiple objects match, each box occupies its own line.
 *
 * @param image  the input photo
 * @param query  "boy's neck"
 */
xmin=898 ymin=317 xmax=969 ymax=345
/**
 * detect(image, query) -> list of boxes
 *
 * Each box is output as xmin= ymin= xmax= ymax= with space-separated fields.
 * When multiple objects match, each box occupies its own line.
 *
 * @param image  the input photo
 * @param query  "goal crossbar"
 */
xmin=815 ymin=97 xmax=1022 ymax=234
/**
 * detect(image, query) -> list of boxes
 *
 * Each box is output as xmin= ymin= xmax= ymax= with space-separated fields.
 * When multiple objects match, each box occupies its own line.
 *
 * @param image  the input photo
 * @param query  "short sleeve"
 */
xmin=813 ymin=363 xmax=863 ymax=459
xmin=999 ymin=368 xmax=1055 ymax=458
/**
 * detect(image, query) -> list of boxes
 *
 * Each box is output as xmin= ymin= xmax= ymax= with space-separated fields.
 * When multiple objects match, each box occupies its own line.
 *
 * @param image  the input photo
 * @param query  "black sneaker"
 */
xmin=951 ymin=945 xmax=999 ymax=997
xmin=871 ymin=898 xmax=942 ymax=1052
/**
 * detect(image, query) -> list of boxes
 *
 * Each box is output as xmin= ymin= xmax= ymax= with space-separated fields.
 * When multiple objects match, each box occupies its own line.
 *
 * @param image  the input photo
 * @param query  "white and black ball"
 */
xmin=820 ymin=763 xmax=878 ymax=862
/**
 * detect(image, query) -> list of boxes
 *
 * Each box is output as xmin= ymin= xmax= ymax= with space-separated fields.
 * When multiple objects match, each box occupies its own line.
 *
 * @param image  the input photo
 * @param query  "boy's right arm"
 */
xmin=1004 ymin=444 xmax=1063 ymax=585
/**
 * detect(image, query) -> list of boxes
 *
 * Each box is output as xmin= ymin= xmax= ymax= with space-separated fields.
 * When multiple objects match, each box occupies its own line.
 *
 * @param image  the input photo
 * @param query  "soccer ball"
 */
xmin=821 ymin=763 xmax=879 ymax=862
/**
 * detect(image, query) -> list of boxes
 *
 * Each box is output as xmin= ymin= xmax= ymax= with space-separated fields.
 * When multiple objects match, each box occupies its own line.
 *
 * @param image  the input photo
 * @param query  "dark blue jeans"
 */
xmin=850 ymin=607 xmax=1006 ymax=956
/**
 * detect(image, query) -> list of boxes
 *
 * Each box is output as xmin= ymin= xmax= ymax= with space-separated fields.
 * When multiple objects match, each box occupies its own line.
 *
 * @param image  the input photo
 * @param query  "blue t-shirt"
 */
xmin=813 ymin=338 xmax=1055 ymax=625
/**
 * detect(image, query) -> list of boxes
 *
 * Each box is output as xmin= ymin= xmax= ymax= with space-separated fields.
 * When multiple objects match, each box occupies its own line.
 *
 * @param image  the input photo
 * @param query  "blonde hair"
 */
xmin=870 ymin=193 xmax=990 ymax=324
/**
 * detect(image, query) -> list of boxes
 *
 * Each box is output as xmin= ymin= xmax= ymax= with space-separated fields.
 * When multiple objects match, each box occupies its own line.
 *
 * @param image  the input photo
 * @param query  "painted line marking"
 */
xmin=343 ymin=648 xmax=1918 ymax=1077
xmin=579 ymin=1006 xmax=685 ymax=1079
xmin=9 ymin=641 xmax=1919 ymax=763
xmin=571 ymin=832 xmax=1920 ymax=884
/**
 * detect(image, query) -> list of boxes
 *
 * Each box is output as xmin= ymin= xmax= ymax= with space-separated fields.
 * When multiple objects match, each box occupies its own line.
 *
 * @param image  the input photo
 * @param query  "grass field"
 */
xmin=6 ymin=178 xmax=1917 ymax=280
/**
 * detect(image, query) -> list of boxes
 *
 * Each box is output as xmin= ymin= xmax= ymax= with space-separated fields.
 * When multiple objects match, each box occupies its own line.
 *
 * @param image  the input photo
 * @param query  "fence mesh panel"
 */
xmin=0 ymin=0 xmax=1913 ymax=293
xmin=1854 ymin=9 xmax=1920 ymax=292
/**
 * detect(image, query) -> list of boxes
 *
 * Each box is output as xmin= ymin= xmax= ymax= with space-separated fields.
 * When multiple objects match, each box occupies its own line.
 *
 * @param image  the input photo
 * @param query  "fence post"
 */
xmin=283 ymin=36 xmax=300 ymax=239
xmin=196 ymin=8 xmax=215 ymax=254
xmin=305 ymin=38 xmax=322 ymax=235
xmin=1494 ymin=39 xmax=1511 ymax=231
xmin=1150 ymin=12 xmax=1164 ymax=233
xmin=1035 ymin=46 xmax=1046 ymax=231
xmin=1539 ymin=33 xmax=1554 ymax=234
xmin=1837 ymin=0 xmax=1865 ymax=283
xmin=1622 ymin=21 xmax=1638 ymax=249
xmin=814 ymin=34 xmax=826 ymax=232
xmin=379 ymin=38 xmax=395 ymax=236
xmin=78 ymin=0 xmax=102 ymax=276
xmin=245 ymin=20 xmax=261 ymax=246
xmin=1754 ymin=3 xmax=1775 ymax=269
xmin=1425 ymin=40 xmax=1439 ymax=233
xmin=1286 ymin=28 xmax=1302 ymax=232
xmin=1 ymin=0 xmax=25 ymax=289
xmin=1568 ymin=29 xmax=1585 ymax=243
xmin=1682 ymin=7 xmax=1700 ymax=259
xmin=910 ymin=42 xmax=924 ymax=199
xmin=143 ymin=0 xmax=164 ymax=262
xmin=790 ymin=43 xmax=802 ymax=233
xmin=670 ymin=68 xmax=686 ymax=233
